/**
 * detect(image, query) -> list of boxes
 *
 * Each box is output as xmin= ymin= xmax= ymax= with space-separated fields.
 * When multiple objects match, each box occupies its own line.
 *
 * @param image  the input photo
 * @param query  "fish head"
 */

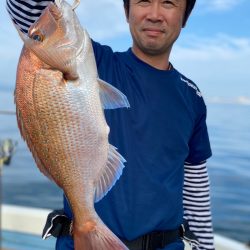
xmin=19 ymin=0 xmax=85 ymax=80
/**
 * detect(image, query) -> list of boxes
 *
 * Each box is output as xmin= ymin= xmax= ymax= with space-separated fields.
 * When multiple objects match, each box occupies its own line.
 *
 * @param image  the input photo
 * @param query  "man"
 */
xmin=6 ymin=0 xmax=215 ymax=249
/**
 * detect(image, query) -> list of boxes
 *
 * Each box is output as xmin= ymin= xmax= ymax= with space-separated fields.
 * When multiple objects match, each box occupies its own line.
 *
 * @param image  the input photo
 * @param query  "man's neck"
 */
xmin=132 ymin=47 xmax=171 ymax=71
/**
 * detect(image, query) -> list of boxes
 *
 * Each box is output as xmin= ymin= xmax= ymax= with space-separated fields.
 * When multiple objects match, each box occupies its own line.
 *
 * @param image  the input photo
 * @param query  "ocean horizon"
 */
xmin=1 ymin=90 xmax=250 ymax=244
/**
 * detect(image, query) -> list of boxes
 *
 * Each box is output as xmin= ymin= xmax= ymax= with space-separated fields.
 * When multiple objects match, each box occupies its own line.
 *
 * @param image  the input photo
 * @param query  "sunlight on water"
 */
xmin=207 ymin=103 xmax=250 ymax=243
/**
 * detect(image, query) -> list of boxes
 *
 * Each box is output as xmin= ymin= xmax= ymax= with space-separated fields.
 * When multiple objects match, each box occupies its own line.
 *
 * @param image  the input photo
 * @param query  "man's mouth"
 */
xmin=142 ymin=28 xmax=165 ymax=37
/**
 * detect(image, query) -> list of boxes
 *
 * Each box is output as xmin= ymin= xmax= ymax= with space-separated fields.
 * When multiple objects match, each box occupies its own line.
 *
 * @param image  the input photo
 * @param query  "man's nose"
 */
xmin=146 ymin=3 xmax=163 ymax=22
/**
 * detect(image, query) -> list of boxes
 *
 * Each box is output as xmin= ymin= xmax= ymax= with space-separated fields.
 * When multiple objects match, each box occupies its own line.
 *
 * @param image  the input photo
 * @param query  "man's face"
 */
xmin=126 ymin=0 xmax=186 ymax=57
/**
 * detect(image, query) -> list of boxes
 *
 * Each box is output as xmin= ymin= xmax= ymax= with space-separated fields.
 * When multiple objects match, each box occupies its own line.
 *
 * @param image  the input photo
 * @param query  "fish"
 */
xmin=13 ymin=0 xmax=130 ymax=249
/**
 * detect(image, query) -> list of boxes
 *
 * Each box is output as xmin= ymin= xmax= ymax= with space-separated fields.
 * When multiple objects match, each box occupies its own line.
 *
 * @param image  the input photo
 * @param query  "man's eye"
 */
xmin=162 ymin=0 xmax=176 ymax=7
xmin=137 ymin=0 xmax=151 ymax=6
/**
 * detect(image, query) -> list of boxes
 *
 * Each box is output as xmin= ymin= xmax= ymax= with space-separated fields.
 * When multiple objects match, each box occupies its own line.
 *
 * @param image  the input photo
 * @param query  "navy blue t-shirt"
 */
xmin=64 ymin=41 xmax=212 ymax=241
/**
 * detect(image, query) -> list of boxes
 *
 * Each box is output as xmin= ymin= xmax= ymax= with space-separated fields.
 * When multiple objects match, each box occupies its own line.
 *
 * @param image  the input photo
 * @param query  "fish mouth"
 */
xmin=54 ymin=33 xmax=85 ymax=80
xmin=75 ymin=39 xmax=84 ymax=58
xmin=56 ymin=28 xmax=85 ymax=59
xmin=56 ymin=42 xmax=83 ymax=58
xmin=65 ymin=30 xmax=87 ymax=80
xmin=53 ymin=35 xmax=84 ymax=71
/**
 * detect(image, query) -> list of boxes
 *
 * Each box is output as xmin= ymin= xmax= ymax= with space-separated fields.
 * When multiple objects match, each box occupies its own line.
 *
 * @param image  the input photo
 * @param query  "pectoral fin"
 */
xmin=98 ymin=78 xmax=130 ymax=109
xmin=94 ymin=144 xmax=126 ymax=202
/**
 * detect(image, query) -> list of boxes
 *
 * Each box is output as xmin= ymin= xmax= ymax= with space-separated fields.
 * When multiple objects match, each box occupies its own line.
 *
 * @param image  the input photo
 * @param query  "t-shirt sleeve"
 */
xmin=91 ymin=40 xmax=117 ymax=85
xmin=91 ymin=40 xmax=114 ymax=69
xmin=185 ymin=101 xmax=212 ymax=164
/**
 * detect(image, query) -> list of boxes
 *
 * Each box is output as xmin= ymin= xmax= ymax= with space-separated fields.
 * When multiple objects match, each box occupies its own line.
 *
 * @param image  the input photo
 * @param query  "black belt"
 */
xmin=42 ymin=210 xmax=199 ymax=249
xmin=121 ymin=228 xmax=182 ymax=250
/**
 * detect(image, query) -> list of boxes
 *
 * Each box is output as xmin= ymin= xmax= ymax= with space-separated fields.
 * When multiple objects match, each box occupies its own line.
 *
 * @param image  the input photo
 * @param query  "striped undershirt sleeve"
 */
xmin=183 ymin=162 xmax=215 ymax=250
xmin=6 ymin=0 xmax=53 ymax=33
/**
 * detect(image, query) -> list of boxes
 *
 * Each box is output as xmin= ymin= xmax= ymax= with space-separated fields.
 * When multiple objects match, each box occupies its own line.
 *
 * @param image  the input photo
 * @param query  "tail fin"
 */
xmin=73 ymin=218 xmax=128 ymax=250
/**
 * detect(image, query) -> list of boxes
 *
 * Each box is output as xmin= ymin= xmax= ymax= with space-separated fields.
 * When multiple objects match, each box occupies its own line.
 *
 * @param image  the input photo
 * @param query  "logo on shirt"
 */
xmin=180 ymin=77 xmax=202 ymax=97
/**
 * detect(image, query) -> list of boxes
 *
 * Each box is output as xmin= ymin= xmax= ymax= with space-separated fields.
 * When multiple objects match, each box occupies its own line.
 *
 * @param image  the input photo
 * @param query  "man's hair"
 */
xmin=123 ymin=0 xmax=196 ymax=27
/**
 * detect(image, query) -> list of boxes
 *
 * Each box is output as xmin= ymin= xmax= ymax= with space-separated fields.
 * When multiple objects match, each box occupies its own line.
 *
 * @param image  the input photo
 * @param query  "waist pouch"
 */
xmin=42 ymin=209 xmax=199 ymax=249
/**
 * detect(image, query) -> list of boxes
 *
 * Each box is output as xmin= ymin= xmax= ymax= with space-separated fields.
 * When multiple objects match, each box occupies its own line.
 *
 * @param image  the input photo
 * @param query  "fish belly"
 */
xmin=15 ymin=50 xmax=109 ymax=209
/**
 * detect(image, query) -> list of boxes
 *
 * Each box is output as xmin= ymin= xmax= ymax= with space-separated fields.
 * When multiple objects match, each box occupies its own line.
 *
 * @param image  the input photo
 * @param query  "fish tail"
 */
xmin=73 ymin=218 xmax=128 ymax=250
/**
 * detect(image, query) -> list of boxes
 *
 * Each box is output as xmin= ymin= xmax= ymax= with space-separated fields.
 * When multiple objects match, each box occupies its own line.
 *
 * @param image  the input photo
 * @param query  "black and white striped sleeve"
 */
xmin=183 ymin=162 xmax=215 ymax=250
xmin=6 ymin=0 xmax=54 ymax=33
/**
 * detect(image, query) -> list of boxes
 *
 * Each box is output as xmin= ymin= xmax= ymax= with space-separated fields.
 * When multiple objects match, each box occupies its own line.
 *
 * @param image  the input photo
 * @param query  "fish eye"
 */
xmin=29 ymin=31 xmax=44 ymax=42
xmin=32 ymin=34 xmax=42 ymax=41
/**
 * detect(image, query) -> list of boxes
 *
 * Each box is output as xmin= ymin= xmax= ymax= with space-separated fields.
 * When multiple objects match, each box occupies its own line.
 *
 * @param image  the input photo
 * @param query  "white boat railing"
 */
xmin=2 ymin=205 xmax=50 ymax=236
xmin=1 ymin=204 xmax=250 ymax=250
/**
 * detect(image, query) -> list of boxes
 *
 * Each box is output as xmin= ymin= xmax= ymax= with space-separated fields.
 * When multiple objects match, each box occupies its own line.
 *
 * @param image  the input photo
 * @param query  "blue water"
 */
xmin=206 ymin=103 xmax=250 ymax=243
xmin=1 ymin=92 xmax=250 ymax=244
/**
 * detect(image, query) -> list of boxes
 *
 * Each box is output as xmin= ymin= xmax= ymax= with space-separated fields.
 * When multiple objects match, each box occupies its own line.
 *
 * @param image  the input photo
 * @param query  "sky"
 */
xmin=0 ymin=0 xmax=250 ymax=109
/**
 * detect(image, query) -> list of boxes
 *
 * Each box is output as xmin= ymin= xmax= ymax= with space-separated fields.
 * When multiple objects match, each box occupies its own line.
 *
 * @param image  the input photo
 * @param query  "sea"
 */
xmin=0 ymin=90 xmax=250 ymax=245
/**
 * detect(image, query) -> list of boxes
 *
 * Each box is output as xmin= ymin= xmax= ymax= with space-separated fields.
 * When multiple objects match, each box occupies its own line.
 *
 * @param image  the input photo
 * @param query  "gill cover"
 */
xmin=16 ymin=0 xmax=84 ymax=80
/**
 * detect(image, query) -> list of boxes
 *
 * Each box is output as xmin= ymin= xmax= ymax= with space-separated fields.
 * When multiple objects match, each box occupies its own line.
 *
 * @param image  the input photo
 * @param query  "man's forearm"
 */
xmin=6 ymin=0 xmax=53 ymax=33
xmin=183 ymin=162 xmax=215 ymax=250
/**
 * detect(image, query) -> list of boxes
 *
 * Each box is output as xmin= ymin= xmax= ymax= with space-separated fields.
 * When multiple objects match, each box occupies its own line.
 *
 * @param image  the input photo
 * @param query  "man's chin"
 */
xmin=141 ymin=44 xmax=168 ymax=56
